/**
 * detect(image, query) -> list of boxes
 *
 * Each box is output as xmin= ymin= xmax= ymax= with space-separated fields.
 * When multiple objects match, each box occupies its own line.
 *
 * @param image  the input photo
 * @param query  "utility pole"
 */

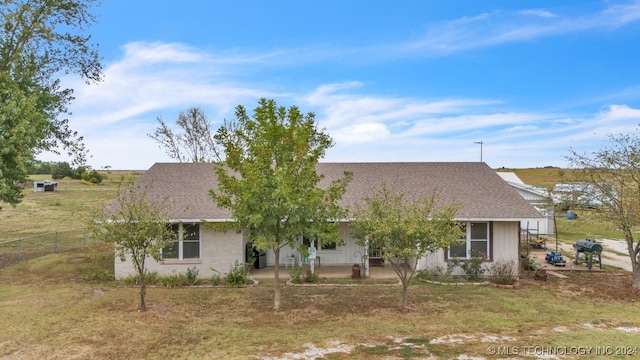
xmin=474 ymin=141 xmax=484 ymax=162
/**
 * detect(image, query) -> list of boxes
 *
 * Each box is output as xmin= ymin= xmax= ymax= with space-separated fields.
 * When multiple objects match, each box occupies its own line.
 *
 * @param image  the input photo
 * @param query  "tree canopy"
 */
xmin=210 ymin=98 xmax=351 ymax=310
xmin=149 ymin=106 xmax=220 ymax=162
xmin=350 ymin=183 xmax=462 ymax=311
xmin=0 ymin=0 xmax=102 ymax=208
xmin=567 ymin=130 xmax=640 ymax=288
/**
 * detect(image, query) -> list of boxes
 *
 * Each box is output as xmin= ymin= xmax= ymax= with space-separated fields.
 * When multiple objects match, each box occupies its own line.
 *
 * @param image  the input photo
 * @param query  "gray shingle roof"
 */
xmin=133 ymin=162 xmax=542 ymax=221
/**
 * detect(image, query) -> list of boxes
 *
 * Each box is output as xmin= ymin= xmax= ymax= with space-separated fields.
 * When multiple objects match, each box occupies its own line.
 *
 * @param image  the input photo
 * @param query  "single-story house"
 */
xmin=114 ymin=162 xmax=543 ymax=279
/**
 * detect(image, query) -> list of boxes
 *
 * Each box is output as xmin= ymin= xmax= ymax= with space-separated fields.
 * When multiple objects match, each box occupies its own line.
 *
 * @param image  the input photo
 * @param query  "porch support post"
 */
xmin=364 ymin=237 xmax=370 ymax=277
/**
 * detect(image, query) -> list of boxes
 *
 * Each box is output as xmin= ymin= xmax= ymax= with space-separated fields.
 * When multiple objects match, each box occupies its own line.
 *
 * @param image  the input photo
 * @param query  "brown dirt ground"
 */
xmin=519 ymin=269 xmax=640 ymax=302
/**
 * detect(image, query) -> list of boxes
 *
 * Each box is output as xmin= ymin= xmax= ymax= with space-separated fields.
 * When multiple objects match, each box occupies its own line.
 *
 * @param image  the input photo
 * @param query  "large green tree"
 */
xmin=0 ymin=0 xmax=102 ymax=208
xmin=210 ymin=98 xmax=351 ymax=310
xmin=86 ymin=183 xmax=178 ymax=311
xmin=567 ymin=130 xmax=640 ymax=288
xmin=350 ymin=183 xmax=462 ymax=311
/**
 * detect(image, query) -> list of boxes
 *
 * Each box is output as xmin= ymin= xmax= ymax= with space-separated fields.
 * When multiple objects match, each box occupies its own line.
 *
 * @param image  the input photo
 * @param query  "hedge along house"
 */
xmin=113 ymin=162 xmax=543 ymax=279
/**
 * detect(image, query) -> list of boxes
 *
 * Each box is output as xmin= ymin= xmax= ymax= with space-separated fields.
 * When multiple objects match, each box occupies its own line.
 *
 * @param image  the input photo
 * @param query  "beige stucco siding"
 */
xmin=114 ymin=226 xmax=244 ymax=279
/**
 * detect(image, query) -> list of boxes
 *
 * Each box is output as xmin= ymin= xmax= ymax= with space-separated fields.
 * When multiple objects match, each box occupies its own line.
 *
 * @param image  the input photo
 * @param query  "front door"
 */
xmin=368 ymin=244 xmax=384 ymax=266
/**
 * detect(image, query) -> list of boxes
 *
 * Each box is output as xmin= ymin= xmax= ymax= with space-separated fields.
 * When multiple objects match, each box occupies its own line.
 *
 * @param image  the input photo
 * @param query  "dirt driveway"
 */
xmin=533 ymin=238 xmax=632 ymax=271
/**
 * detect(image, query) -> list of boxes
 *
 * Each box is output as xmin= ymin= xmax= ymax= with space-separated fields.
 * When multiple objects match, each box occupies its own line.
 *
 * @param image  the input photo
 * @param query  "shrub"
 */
xmin=144 ymin=271 xmax=160 ymax=284
xmin=82 ymin=169 xmax=106 ymax=184
xmin=289 ymin=263 xmax=303 ymax=284
xmin=84 ymin=269 xmax=114 ymax=283
xmin=225 ymin=260 xmax=251 ymax=287
xmin=305 ymin=270 xmax=319 ymax=283
xmin=159 ymin=273 xmax=189 ymax=288
xmin=186 ymin=266 xmax=199 ymax=285
xmin=448 ymin=250 xmax=487 ymax=281
xmin=120 ymin=274 xmax=139 ymax=286
xmin=417 ymin=265 xmax=452 ymax=282
xmin=120 ymin=271 xmax=159 ymax=286
xmin=487 ymin=260 xmax=519 ymax=285
xmin=209 ymin=267 xmax=221 ymax=285
xmin=210 ymin=275 xmax=222 ymax=286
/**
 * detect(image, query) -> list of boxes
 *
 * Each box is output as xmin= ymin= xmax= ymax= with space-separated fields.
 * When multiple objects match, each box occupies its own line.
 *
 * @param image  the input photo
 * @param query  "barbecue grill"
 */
xmin=572 ymin=239 xmax=602 ymax=270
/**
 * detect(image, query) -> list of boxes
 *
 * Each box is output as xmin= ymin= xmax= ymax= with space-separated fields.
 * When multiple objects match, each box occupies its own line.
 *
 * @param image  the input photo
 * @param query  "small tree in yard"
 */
xmin=350 ymin=183 xmax=462 ymax=311
xmin=210 ymin=98 xmax=351 ymax=310
xmin=567 ymin=130 xmax=640 ymax=289
xmin=86 ymin=184 xmax=177 ymax=311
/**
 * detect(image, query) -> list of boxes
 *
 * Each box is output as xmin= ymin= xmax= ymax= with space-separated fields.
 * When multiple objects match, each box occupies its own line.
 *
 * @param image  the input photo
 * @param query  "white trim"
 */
xmin=448 ymin=221 xmax=491 ymax=260
xmin=162 ymin=222 xmax=201 ymax=260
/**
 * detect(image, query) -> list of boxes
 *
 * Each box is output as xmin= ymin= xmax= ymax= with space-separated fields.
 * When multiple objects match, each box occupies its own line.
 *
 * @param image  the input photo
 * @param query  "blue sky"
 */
xmin=40 ymin=0 xmax=640 ymax=170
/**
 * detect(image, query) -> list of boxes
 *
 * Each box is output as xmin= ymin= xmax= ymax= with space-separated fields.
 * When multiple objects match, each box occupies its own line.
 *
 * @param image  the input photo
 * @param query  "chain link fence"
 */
xmin=0 ymin=228 xmax=99 ymax=268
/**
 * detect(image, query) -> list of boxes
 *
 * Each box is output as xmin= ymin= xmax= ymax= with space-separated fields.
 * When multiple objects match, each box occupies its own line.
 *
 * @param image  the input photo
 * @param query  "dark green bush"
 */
xmin=225 ymin=260 xmax=251 ymax=287
xmin=289 ymin=263 xmax=303 ymax=284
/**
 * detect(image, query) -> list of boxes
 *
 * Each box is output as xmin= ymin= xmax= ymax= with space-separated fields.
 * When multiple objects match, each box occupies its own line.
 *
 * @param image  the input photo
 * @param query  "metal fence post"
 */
xmin=55 ymin=231 xmax=58 ymax=252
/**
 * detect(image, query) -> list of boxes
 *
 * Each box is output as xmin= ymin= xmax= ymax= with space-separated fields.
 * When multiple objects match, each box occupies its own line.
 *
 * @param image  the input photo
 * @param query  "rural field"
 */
xmin=0 ymin=168 xmax=639 ymax=359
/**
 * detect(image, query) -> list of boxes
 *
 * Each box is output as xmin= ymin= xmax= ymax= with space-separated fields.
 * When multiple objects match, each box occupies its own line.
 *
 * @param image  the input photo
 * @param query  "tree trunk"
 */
xmin=138 ymin=269 xmax=147 ymax=312
xmin=626 ymin=236 xmax=640 ymax=289
xmin=274 ymin=247 xmax=281 ymax=310
xmin=401 ymin=259 xmax=410 ymax=311
xmin=401 ymin=282 xmax=409 ymax=311
xmin=140 ymin=282 xmax=147 ymax=311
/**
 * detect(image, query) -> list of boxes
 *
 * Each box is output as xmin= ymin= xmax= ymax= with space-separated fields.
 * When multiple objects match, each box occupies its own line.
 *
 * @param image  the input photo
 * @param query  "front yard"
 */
xmin=0 ymin=244 xmax=638 ymax=359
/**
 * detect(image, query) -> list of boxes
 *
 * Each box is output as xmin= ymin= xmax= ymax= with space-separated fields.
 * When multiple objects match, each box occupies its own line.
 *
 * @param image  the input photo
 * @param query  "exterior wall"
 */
xmin=491 ymin=221 xmax=520 ymax=263
xmin=264 ymin=221 xmax=521 ymax=271
xmin=418 ymin=221 xmax=521 ymax=274
xmin=265 ymin=222 xmax=367 ymax=266
xmin=114 ymin=226 xmax=244 ymax=279
xmin=115 ymin=219 xmax=522 ymax=278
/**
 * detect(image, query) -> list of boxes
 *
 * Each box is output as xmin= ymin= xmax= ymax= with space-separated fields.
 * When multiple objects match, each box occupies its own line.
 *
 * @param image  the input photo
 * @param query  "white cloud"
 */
xmin=390 ymin=1 xmax=640 ymax=56
xmin=332 ymin=122 xmax=390 ymax=145
xmin=519 ymin=9 xmax=558 ymax=19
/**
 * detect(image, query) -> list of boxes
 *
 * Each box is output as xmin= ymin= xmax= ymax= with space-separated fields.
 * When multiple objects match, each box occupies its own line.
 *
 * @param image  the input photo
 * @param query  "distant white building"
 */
xmin=33 ymin=180 xmax=58 ymax=192
xmin=552 ymin=183 xmax=605 ymax=208
xmin=496 ymin=172 xmax=554 ymax=236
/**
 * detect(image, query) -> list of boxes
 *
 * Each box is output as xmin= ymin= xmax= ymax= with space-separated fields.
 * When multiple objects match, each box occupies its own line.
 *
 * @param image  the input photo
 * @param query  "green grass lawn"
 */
xmin=0 ymin=171 xmax=140 ymax=240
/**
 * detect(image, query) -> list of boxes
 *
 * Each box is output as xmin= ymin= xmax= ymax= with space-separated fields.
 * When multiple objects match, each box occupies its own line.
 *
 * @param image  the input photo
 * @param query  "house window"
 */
xmin=321 ymin=241 xmax=337 ymax=250
xmin=303 ymin=235 xmax=314 ymax=248
xmin=163 ymin=223 xmax=200 ymax=259
xmin=448 ymin=222 xmax=490 ymax=260
xmin=303 ymin=235 xmax=337 ymax=250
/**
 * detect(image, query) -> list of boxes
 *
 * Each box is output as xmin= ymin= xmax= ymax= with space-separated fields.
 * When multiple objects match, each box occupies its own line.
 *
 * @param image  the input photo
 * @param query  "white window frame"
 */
xmin=448 ymin=222 xmax=490 ymax=260
xmin=163 ymin=223 xmax=201 ymax=260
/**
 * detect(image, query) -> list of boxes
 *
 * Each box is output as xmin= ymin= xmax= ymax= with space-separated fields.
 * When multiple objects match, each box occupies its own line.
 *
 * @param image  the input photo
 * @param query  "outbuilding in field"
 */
xmin=33 ymin=180 xmax=58 ymax=192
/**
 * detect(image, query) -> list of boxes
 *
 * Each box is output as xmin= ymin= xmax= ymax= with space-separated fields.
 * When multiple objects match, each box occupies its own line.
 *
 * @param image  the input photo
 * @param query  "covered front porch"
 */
xmin=248 ymin=264 xmax=399 ymax=281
